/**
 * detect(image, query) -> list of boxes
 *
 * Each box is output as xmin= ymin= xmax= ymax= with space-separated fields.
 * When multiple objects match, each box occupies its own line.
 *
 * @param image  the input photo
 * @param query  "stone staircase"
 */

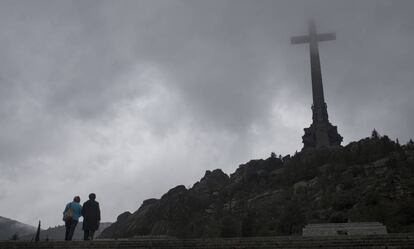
xmin=1 ymin=234 xmax=414 ymax=249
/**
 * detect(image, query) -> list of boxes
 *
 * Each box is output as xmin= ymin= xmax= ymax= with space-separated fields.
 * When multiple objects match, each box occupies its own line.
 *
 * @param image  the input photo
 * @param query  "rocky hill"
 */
xmin=0 ymin=216 xmax=36 ymax=240
xmin=100 ymin=135 xmax=414 ymax=239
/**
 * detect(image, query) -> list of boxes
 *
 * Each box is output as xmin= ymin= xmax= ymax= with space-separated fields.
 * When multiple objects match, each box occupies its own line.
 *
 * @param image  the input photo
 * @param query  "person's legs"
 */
xmin=64 ymin=220 xmax=71 ymax=241
xmin=83 ymin=229 xmax=90 ymax=240
xmin=89 ymin=230 xmax=95 ymax=240
xmin=67 ymin=220 xmax=78 ymax=240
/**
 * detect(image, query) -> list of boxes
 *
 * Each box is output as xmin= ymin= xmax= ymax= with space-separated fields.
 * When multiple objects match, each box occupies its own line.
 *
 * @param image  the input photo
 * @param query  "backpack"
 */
xmin=63 ymin=203 xmax=74 ymax=222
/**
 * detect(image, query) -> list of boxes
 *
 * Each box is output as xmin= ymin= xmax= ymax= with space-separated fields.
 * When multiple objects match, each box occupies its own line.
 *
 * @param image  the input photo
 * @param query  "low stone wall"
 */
xmin=302 ymin=222 xmax=387 ymax=236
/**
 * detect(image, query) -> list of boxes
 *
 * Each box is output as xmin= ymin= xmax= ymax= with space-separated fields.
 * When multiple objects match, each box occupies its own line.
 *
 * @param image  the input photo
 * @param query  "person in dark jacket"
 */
xmin=63 ymin=196 xmax=82 ymax=241
xmin=81 ymin=193 xmax=101 ymax=240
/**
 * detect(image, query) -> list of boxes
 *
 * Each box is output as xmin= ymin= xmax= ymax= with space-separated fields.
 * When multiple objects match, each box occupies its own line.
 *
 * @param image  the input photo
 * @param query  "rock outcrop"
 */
xmin=100 ymin=135 xmax=414 ymax=238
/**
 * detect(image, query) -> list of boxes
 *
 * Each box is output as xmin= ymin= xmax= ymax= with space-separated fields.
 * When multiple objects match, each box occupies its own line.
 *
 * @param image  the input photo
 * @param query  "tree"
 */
xmin=220 ymin=216 xmax=239 ymax=237
xmin=10 ymin=233 xmax=19 ymax=241
xmin=270 ymin=152 xmax=276 ymax=158
xmin=371 ymin=129 xmax=380 ymax=139
xmin=241 ymin=212 xmax=255 ymax=237
xmin=277 ymin=202 xmax=306 ymax=235
xmin=35 ymin=221 xmax=41 ymax=242
xmin=329 ymin=211 xmax=348 ymax=223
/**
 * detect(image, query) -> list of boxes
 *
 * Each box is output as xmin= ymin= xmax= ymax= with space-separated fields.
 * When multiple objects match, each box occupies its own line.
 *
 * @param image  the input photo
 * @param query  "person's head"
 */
xmin=89 ymin=193 xmax=96 ymax=200
xmin=73 ymin=196 xmax=80 ymax=203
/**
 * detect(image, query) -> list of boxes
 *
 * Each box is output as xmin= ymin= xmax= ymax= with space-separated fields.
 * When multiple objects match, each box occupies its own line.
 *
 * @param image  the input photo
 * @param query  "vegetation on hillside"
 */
xmin=100 ymin=133 xmax=414 ymax=238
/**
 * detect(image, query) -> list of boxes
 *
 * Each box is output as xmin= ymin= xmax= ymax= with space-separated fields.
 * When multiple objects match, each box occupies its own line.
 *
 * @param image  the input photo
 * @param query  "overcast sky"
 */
xmin=0 ymin=0 xmax=413 ymax=228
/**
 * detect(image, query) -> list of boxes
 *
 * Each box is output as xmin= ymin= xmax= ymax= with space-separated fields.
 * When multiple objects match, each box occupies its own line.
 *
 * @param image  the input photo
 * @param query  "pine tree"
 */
xmin=371 ymin=129 xmax=380 ymax=139
xmin=35 ymin=221 xmax=41 ymax=242
xmin=10 ymin=233 xmax=19 ymax=241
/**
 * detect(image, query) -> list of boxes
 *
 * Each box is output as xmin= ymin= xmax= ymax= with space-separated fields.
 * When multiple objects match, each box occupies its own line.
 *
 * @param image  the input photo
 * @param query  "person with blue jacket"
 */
xmin=63 ymin=196 xmax=82 ymax=241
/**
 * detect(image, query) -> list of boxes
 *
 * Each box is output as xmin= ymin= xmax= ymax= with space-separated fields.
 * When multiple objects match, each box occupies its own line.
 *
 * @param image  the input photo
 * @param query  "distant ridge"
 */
xmin=0 ymin=216 xmax=36 ymax=240
xmin=101 ymin=134 xmax=414 ymax=238
xmin=20 ymin=222 xmax=112 ymax=241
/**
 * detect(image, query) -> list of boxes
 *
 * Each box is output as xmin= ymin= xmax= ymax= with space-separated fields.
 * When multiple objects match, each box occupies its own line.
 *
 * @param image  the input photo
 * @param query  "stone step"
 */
xmin=1 ymin=244 xmax=414 ymax=249
xmin=1 ymin=234 xmax=413 ymax=249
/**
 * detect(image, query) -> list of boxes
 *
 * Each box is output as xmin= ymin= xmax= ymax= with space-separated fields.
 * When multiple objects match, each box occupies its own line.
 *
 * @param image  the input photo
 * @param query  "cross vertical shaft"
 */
xmin=291 ymin=20 xmax=342 ymax=149
xmin=309 ymin=21 xmax=326 ymax=118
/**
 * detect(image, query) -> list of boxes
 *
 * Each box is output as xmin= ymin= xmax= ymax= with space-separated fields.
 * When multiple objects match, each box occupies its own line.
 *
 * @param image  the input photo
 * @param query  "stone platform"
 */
xmin=1 ymin=234 xmax=414 ymax=249
xmin=302 ymin=222 xmax=388 ymax=236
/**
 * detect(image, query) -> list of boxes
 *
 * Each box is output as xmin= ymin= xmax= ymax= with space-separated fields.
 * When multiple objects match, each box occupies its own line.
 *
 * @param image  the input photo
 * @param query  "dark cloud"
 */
xmin=0 ymin=0 xmax=413 ymax=227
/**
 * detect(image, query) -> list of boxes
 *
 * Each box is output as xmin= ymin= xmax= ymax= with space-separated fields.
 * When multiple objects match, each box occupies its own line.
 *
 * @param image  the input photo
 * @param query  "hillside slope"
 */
xmin=0 ymin=216 xmax=36 ymax=240
xmin=100 ymin=135 xmax=414 ymax=238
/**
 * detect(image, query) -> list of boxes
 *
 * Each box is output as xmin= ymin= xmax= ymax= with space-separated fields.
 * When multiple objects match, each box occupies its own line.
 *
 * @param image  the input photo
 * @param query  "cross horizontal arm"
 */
xmin=291 ymin=32 xmax=336 ymax=45
xmin=317 ymin=32 xmax=336 ymax=42
xmin=291 ymin=35 xmax=309 ymax=44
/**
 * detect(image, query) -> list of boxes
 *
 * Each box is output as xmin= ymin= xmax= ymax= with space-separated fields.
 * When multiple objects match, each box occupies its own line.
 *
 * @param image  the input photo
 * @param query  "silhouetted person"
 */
xmin=63 ymin=196 xmax=82 ymax=241
xmin=81 ymin=193 xmax=101 ymax=240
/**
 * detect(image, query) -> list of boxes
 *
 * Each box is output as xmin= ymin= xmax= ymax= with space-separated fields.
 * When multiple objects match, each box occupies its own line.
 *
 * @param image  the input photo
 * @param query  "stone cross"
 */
xmin=291 ymin=20 xmax=342 ymax=149
xmin=291 ymin=20 xmax=335 ymax=123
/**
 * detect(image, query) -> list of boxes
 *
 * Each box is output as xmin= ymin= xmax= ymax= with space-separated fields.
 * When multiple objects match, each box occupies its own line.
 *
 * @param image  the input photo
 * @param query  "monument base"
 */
xmin=302 ymin=121 xmax=342 ymax=149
